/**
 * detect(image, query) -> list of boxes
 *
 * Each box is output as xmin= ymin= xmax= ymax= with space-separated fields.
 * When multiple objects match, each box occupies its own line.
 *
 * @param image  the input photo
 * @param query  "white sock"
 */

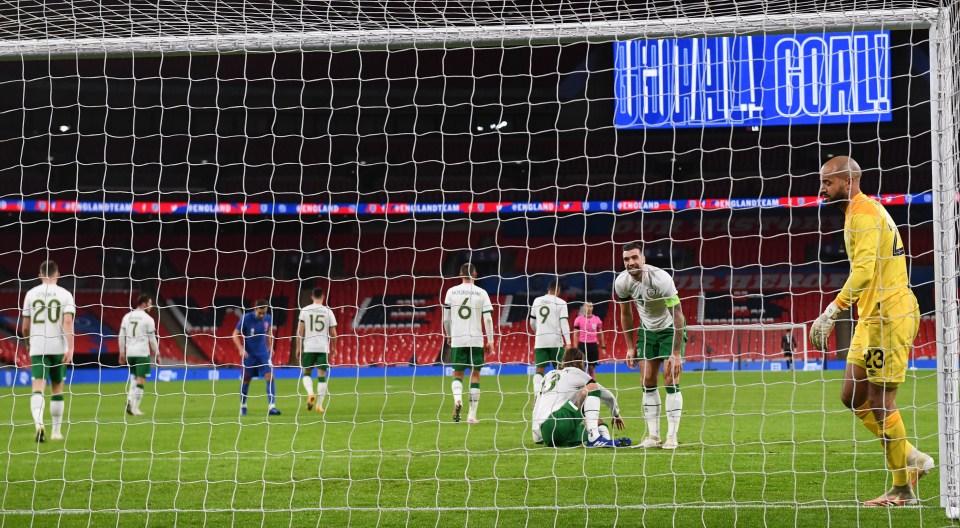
xmin=30 ymin=392 xmax=45 ymax=427
xmin=317 ymin=379 xmax=328 ymax=407
xmin=643 ymin=387 xmax=662 ymax=439
xmin=583 ymin=393 xmax=601 ymax=441
xmin=302 ymin=375 xmax=315 ymax=396
xmin=598 ymin=424 xmax=611 ymax=439
xmin=133 ymin=387 xmax=144 ymax=412
xmin=127 ymin=375 xmax=136 ymax=402
xmin=452 ymin=379 xmax=463 ymax=405
xmin=127 ymin=382 xmax=137 ymax=406
xmin=50 ymin=399 xmax=64 ymax=435
xmin=533 ymin=373 xmax=544 ymax=396
xmin=468 ymin=385 xmax=480 ymax=419
xmin=666 ymin=390 xmax=683 ymax=439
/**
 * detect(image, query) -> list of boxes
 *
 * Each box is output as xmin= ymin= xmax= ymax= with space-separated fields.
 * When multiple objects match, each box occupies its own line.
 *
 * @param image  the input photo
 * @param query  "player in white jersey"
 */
xmin=529 ymin=280 xmax=571 ymax=399
xmin=296 ymin=287 xmax=338 ymax=413
xmin=21 ymin=260 xmax=76 ymax=442
xmin=533 ymin=347 xmax=630 ymax=447
xmin=442 ymin=263 xmax=494 ymax=424
xmin=616 ymin=242 xmax=687 ymax=450
xmin=118 ymin=293 xmax=159 ymax=417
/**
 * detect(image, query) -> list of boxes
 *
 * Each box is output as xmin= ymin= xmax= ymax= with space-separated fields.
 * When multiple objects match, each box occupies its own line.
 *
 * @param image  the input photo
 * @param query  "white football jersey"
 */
xmin=530 ymin=294 xmax=570 ymax=348
xmin=532 ymin=366 xmax=594 ymax=443
xmin=614 ymin=265 xmax=679 ymax=331
xmin=443 ymin=283 xmax=493 ymax=348
xmin=119 ymin=309 xmax=157 ymax=357
xmin=299 ymin=303 xmax=338 ymax=353
xmin=22 ymin=284 xmax=76 ymax=356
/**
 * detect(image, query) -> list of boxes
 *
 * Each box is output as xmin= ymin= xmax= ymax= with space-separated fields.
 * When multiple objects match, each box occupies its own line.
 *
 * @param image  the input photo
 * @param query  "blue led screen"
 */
xmin=614 ymin=31 xmax=891 ymax=128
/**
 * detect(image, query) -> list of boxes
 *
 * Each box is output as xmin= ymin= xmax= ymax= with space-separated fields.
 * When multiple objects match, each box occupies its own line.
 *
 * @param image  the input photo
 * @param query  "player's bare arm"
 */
xmin=619 ymin=301 xmax=638 ymax=369
xmin=118 ymin=325 xmax=127 ymax=365
xmin=664 ymin=305 xmax=685 ymax=380
xmin=329 ymin=326 xmax=338 ymax=356
xmin=295 ymin=321 xmax=305 ymax=364
xmin=483 ymin=311 xmax=495 ymax=355
xmin=62 ymin=313 xmax=75 ymax=364
xmin=22 ymin=317 xmax=30 ymax=354
xmin=22 ymin=318 xmax=30 ymax=336
xmin=442 ymin=304 xmax=451 ymax=346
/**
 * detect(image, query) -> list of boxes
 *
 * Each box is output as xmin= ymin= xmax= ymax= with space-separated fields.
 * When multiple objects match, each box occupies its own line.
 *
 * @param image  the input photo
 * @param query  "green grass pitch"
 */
xmin=0 ymin=369 xmax=951 ymax=527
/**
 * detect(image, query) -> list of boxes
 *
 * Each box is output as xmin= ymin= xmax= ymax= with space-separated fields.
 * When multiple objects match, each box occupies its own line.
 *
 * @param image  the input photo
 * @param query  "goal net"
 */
xmin=1 ymin=1 xmax=958 ymax=526
xmin=686 ymin=323 xmax=810 ymax=370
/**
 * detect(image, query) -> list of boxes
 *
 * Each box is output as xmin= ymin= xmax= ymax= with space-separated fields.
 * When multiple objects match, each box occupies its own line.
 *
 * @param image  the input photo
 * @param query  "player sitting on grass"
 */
xmin=118 ymin=293 xmax=159 ymax=416
xmin=533 ymin=347 xmax=630 ymax=448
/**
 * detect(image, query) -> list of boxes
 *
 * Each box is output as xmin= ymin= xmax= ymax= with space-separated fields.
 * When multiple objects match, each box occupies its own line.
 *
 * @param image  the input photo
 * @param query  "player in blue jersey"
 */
xmin=232 ymin=299 xmax=281 ymax=416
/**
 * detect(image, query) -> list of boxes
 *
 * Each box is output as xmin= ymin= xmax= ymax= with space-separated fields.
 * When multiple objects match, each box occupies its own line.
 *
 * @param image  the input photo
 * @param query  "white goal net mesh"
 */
xmin=1 ymin=1 xmax=958 ymax=525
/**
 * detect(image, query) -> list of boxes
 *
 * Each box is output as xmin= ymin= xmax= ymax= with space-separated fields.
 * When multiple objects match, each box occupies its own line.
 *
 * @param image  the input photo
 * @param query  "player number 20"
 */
xmin=31 ymin=299 xmax=62 ymax=324
xmin=864 ymin=349 xmax=885 ymax=370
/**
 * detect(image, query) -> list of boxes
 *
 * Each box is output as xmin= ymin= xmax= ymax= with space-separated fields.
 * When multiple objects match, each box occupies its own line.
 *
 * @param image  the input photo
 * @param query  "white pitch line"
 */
xmin=0 ymin=502 xmax=933 ymax=516
xmin=5 ymin=450 xmax=886 ymax=462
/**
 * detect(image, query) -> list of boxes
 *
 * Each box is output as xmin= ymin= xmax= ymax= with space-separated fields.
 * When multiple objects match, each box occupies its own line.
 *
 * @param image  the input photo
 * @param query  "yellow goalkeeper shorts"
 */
xmin=847 ymin=291 xmax=920 ymax=386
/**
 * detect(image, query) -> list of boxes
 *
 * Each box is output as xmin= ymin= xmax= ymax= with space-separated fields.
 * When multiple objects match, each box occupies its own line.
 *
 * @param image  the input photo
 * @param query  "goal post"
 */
xmin=929 ymin=3 xmax=960 ymax=517
xmin=686 ymin=323 xmax=810 ymax=370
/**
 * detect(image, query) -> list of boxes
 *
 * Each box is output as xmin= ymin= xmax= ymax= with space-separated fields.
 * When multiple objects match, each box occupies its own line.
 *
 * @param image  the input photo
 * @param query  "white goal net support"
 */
xmin=1 ymin=1 xmax=959 ymax=525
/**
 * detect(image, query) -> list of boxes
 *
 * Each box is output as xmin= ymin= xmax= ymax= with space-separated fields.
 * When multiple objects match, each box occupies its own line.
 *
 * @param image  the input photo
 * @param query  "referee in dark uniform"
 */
xmin=781 ymin=330 xmax=797 ymax=370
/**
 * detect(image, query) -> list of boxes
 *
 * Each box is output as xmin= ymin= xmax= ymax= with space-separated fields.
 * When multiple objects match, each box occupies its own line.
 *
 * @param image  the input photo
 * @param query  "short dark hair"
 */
xmin=622 ymin=242 xmax=643 ymax=254
xmin=39 ymin=260 xmax=59 ymax=278
xmin=136 ymin=293 xmax=153 ymax=307
xmin=561 ymin=347 xmax=585 ymax=370
xmin=547 ymin=280 xmax=559 ymax=293
xmin=459 ymin=263 xmax=477 ymax=278
xmin=312 ymin=288 xmax=325 ymax=299
xmin=253 ymin=299 xmax=269 ymax=309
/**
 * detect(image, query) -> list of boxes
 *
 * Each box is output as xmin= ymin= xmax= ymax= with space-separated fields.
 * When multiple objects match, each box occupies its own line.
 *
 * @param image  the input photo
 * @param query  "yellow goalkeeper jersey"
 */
xmin=834 ymin=192 xmax=910 ymax=319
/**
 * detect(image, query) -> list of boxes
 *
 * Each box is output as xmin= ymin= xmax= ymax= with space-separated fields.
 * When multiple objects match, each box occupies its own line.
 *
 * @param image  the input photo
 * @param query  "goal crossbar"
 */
xmin=0 ymin=8 xmax=942 ymax=57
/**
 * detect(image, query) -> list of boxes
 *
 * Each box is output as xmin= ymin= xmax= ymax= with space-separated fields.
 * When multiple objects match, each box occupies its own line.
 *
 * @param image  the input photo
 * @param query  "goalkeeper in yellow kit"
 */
xmin=810 ymin=156 xmax=935 ymax=506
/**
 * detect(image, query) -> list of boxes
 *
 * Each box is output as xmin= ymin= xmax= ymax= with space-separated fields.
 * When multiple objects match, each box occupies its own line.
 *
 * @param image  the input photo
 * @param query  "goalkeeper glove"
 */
xmin=810 ymin=302 xmax=841 ymax=351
